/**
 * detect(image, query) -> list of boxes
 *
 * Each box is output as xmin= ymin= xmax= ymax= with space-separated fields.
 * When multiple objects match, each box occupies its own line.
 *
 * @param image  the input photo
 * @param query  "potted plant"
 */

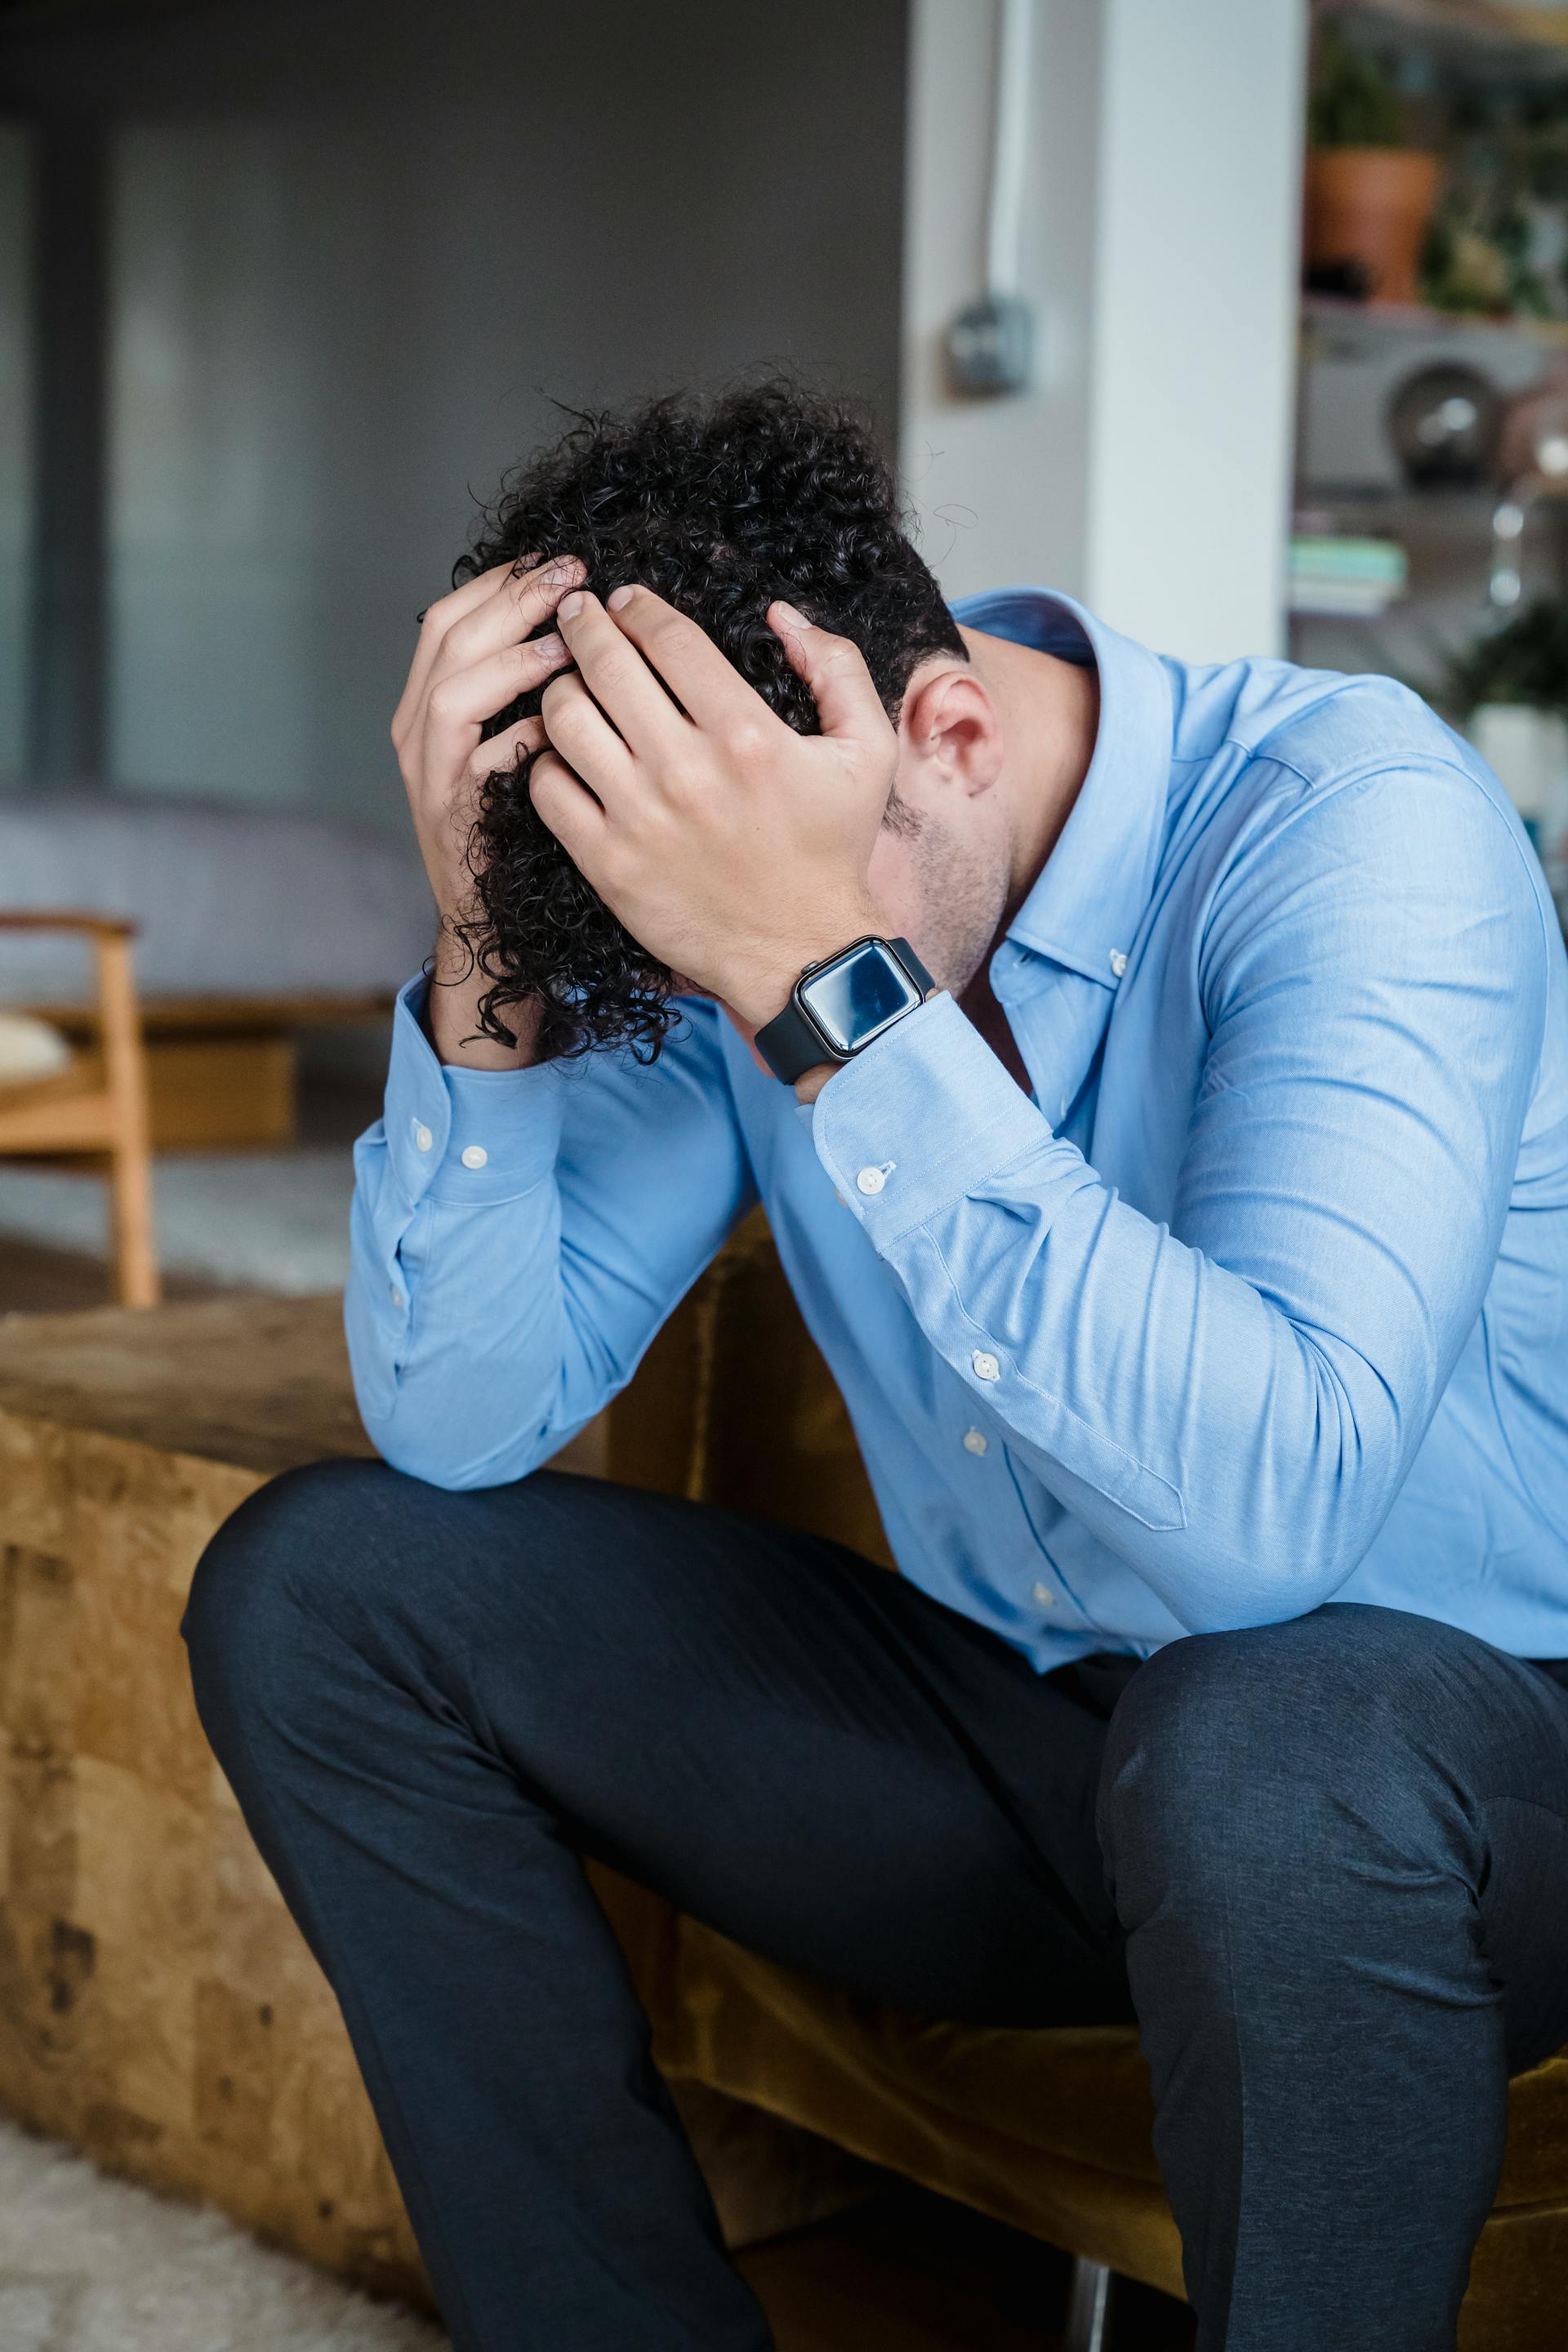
xmin=1305 ymin=21 xmax=1441 ymax=304
xmin=1437 ymin=598 xmax=1568 ymax=910
xmin=1424 ymin=96 xmax=1568 ymax=320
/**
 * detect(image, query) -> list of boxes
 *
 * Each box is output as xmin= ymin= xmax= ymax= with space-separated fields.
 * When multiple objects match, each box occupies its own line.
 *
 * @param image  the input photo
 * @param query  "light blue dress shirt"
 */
xmin=347 ymin=590 xmax=1568 ymax=1670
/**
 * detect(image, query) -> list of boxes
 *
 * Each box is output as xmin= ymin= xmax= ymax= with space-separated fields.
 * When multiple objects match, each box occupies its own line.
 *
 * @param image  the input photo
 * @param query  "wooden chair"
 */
xmin=0 ymin=913 xmax=159 ymax=1307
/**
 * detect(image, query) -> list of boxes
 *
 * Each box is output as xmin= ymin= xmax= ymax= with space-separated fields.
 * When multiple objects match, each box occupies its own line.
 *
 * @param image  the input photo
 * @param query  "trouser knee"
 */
xmin=1095 ymin=1606 xmax=1478 ymax=1955
xmin=183 ymin=1457 xmax=420 ymax=1752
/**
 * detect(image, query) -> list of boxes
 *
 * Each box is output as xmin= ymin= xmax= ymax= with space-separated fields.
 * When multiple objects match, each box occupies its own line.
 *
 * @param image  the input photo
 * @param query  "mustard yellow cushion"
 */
xmin=662 ymin=1916 xmax=1568 ymax=2344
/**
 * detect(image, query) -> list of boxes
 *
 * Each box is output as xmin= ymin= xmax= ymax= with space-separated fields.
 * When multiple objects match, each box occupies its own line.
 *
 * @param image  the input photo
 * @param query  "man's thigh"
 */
xmin=1100 ymin=1600 xmax=1568 ymax=2073
xmin=194 ymin=1459 xmax=1132 ymax=2028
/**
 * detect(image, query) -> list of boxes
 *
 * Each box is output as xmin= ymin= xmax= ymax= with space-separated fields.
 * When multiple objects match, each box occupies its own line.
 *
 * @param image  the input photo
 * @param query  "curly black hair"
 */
xmin=451 ymin=378 xmax=966 ymax=1061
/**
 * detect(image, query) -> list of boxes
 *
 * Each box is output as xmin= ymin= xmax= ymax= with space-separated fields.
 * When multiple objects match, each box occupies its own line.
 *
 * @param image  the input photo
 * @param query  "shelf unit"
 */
xmin=1321 ymin=1 xmax=1568 ymax=62
xmin=1295 ymin=0 xmax=1568 ymax=687
xmin=1303 ymin=290 xmax=1568 ymax=350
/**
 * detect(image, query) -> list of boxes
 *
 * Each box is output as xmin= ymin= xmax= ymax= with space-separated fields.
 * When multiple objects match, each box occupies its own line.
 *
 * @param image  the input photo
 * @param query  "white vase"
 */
xmin=1468 ymin=703 xmax=1568 ymax=911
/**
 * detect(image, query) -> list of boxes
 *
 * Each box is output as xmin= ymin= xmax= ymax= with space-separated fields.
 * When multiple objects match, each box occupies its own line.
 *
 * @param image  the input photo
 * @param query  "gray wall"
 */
xmin=1 ymin=0 xmax=906 ymax=826
xmin=0 ymin=125 xmax=30 ymax=783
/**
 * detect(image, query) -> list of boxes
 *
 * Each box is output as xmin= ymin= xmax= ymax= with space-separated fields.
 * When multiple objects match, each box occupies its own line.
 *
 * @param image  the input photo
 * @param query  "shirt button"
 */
xmin=412 ymin=1121 xmax=434 ymax=1153
xmin=962 ymin=1428 xmax=989 ymax=1456
xmin=461 ymin=1144 xmax=488 ymax=1169
xmin=1109 ymin=950 xmax=1128 ymax=978
xmin=972 ymin=1349 xmax=1000 ymax=1382
xmin=856 ymin=1165 xmax=886 ymax=1196
xmin=1032 ymin=1579 xmax=1056 ymax=1607
xmin=390 ymin=1284 xmax=404 ymax=1310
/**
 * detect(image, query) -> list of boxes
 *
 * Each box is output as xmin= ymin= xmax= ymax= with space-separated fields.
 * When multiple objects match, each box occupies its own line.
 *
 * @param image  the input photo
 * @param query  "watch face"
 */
xmin=802 ymin=940 xmax=923 ymax=1056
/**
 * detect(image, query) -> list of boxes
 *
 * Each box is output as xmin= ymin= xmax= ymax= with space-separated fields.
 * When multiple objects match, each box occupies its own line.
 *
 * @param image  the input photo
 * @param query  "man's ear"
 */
xmin=900 ymin=663 xmax=1004 ymax=798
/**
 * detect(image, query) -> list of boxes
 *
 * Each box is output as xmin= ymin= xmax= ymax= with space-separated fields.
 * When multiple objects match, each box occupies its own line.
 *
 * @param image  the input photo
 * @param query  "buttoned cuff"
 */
xmin=811 ymin=991 xmax=1055 ymax=1245
xmin=383 ymin=973 xmax=569 ymax=1208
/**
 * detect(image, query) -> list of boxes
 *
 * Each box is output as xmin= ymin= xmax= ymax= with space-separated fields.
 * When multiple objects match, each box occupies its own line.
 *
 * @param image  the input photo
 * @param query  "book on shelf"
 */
xmin=1288 ymin=534 xmax=1408 ymax=616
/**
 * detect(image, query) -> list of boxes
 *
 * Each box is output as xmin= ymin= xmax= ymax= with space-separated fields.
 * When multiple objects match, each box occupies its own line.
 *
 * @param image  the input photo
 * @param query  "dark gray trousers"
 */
xmin=182 ymin=1461 xmax=1568 ymax=2352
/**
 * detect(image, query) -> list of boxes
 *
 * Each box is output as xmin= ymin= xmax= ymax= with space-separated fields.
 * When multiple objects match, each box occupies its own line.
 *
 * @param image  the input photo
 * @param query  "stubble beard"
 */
xmin=904 ymin=808 xmax=1013 ymax=1001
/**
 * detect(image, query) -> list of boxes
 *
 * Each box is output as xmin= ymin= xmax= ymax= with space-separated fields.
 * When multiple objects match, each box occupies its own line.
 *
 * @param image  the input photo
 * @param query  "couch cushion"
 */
xmin=0 ymin=1010 xmax=71 ymax=1085
xmin=665 ymin=1918 xmax=1185 ymax=2295
xmin=664 ymin=1914 xmax=1568 ymax=2300
xmin=0 ymin=793 xmax=431 ymax=1004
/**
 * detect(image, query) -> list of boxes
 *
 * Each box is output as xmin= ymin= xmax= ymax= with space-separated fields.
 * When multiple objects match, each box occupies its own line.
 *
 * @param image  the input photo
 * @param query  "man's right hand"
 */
xmin=390 ymin=553 xmax=586 ymax=1067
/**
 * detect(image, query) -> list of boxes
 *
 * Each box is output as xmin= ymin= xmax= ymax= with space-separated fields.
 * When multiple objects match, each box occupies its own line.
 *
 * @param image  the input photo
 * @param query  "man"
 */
xmin=185 ymin=384 xmax=1568 ymax=2352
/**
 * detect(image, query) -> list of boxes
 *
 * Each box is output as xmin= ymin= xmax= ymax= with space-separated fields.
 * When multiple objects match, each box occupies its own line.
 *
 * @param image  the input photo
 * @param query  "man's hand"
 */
xmin=390 ymin=553 xmax=585 ymax=1066
xmin=532 ymin=587 xmax=895 ymax=1031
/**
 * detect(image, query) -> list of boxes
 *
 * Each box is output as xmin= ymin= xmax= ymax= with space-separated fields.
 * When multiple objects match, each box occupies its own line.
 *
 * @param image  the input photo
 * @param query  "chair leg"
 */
xmin=1063 ymin=2255 xmax=1113 ymax=2352
xmin=96 ymin=929 xmax=160 ymax=1308
xmin=108 ymin=1141 xmax=159 ymax=1308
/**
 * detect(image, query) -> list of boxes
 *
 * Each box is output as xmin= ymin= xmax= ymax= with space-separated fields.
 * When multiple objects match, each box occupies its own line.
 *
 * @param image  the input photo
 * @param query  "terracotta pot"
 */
xmin=1305 ymin=148 xmax=1441 ymax=305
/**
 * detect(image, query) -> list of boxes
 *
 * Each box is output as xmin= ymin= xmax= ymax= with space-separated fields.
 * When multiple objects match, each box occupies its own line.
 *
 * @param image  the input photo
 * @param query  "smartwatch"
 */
xmin=755 ymin=935 xmax=937 ymax=1085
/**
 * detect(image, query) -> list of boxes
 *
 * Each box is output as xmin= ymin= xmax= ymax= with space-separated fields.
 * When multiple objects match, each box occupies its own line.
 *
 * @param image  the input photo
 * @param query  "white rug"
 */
xmin=0 ymin=2118 xmax=447 ymax=2352
xmin=0 ymin=1149 xmax=354 ymax=1293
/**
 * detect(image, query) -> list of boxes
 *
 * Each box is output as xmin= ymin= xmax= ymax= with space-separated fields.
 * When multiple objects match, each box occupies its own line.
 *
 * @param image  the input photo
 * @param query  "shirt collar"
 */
xmin=949 ymin=586 xmax=1174 ymax=992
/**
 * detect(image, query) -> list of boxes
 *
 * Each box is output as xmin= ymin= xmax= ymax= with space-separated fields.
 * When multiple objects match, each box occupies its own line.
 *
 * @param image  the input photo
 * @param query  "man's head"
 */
xmin=456 ymin=380 xmax=1018 ymax=1058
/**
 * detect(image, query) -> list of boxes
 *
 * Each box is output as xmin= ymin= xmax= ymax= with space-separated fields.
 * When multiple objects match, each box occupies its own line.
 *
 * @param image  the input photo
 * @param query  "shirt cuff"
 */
xmin=382 ymin=973 xmax=569 ymax=1208
xmin=811 ymin=990 xmax=1054 ymax=1245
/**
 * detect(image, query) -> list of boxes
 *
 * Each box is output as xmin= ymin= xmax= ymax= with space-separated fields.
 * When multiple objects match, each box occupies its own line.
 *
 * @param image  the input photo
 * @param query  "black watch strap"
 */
xmin=755 ymin=937 xmax=934 ymax=1085
xmin=754 ymin=996 xmax=835 ymax=1085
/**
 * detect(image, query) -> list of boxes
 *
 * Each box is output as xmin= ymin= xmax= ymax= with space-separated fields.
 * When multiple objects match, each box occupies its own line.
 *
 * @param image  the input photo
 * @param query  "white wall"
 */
xmin=1085 ymin=0 xmax=1306 ymax=658
xmin=902 ymin=0 xmax=1306 ymax=662
xmin=901 ymin=0 xmax=1103 ymax=602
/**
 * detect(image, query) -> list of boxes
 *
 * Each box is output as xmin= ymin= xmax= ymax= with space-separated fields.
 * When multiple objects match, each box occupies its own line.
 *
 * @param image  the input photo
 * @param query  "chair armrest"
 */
xmin=0 ymin=911 xmax=138 ymax=938
xmin=0 ymin=913 xmax=148 ymax=1120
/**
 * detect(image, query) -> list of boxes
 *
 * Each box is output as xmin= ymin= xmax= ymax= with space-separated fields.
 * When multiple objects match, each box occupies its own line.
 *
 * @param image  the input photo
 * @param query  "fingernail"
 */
xmin=533 ymin=632 xmax=567 ymax=663
xmin=557 ymin=590 xmax=585 ymax=621
xmin=607 ymin=584 xmax=635 ymax=612
xmin=773 ymin=600 xmax=809 ymax=629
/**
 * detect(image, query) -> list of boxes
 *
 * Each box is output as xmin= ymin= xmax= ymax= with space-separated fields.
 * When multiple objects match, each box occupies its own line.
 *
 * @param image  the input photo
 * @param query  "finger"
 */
xmin=395 ymin=555 xmax=581 ymax=742
xmin=555 ymin=590 xmax=689 ymax=751
xmin=604 ymin=585 xmax=769 ymax=735
xmin=540 ymin=668 xmax=636 ymax=806
xmin=528 ymin=748 xmax=610 ymax=876
xmin=428 ymin=555 xmax=586 ymax=697
xmin=768 ymin=602 xmax=889 ymax=744
xmin=421 ymin=632 xmax=571 ymax=756
xmin=466 ymin=713 xmax=546 ymax=785
xmin=431 ymin=716 xmax=550 ymax=889
xmin=394 ymin=559 xmax=517 ymax=742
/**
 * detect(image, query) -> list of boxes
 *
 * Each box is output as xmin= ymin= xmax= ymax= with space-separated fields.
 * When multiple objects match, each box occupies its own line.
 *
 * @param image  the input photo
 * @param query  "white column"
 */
xmin=1085 ymin=0 xmax=1306 ymax=658
xmin=901 ymin=0 xmax=1307 ymax=662
xmin=900 ymin=0 xmax=1104 ymax=604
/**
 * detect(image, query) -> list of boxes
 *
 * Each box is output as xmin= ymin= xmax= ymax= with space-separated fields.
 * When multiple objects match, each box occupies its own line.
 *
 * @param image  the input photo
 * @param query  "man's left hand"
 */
xmin=532 ymin=586 xmax=895 ymax=1028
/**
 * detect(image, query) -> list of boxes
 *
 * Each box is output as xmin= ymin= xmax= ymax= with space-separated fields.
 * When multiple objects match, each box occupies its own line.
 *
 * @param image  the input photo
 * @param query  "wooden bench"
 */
xmin=0 ymin=1286 xmax=848 ymax=2304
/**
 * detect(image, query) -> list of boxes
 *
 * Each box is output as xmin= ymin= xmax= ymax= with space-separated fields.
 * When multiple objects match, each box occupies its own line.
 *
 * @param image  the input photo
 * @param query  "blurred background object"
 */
xmin=1294 ymin=2 xmax=1568 ymax=922
xmin=0 ymin=0 xmax=908 ymax=828
xmin=0 ymin=0 xmax=1308 ymax=1307
xmin=1305 ymin=20 xmax=1442 ymax=301
xmin=8 ymin=0 xmax=1568 ymax=1272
